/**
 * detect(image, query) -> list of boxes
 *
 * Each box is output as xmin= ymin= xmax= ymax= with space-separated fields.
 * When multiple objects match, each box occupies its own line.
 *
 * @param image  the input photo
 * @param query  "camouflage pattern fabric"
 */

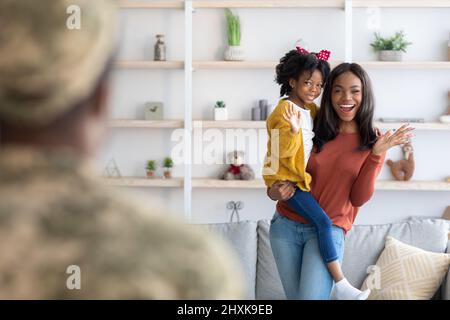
xmin=0 ymin=0 xmax=117 ymax=127
xmin=0 ymin=147 xmax=244 ymax=299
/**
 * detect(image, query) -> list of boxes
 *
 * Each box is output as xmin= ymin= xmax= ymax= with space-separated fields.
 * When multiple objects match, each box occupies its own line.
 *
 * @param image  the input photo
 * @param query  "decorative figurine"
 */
xmin=103 ymin=159 xmax=122 ymax=178
xmin=220 ymin=151 xmax=255 ymax=180
xmin=386 ymin=142 xmax=415 ymax=181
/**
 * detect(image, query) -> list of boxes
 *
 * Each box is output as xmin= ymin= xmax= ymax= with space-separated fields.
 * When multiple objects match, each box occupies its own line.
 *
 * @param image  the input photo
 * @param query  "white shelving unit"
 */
xmin=113 ymin=0 xmax=450 ymax=221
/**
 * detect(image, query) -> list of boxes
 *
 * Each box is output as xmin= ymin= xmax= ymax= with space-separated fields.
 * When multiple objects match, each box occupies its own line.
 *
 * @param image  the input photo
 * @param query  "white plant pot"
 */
xmin=379 ymin=50 xmax=403 ymax=61
xmin=214 ymin=108 xmax=228 ymax=121
xmin=224 ymin=45 xmax=245 ymax=61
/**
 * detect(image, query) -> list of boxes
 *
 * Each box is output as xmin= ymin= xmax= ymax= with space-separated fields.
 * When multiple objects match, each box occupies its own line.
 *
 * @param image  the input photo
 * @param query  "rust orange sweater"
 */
xmin=276 ymin=132 xmax=386 ymax=233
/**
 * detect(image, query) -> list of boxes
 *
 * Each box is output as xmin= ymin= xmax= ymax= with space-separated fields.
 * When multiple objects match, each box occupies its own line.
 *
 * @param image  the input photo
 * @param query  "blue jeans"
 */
xmin=287 ymin=188 xmax=338 ymax=263
xmin=269 ymin=211 xmax=345 ymax=300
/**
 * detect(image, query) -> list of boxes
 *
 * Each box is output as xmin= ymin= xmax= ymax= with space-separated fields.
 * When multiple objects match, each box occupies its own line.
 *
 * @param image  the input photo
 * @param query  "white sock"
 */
xmin=334 ymin=278 xmax=371 ymax=300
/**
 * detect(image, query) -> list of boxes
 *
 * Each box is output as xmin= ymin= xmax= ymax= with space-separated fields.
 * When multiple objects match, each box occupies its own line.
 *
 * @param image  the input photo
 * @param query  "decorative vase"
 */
xmin=259 ymin=99 xmax=268 ymax=120
xmin=379 ymin=50 xmax=403 ymax=61
xmin=163 ymin=168 xmax=172 ymax=179
xmin=214 ymin=108 xmax=228 ymax=121
xmin=146 ymin=170 xmax=155 ymax=178
xmin=251 ymin=107 xmax=261 ymax=121
xmin=224 ymin=45 xmax=245 ymax=61
xmin=154 ymin=34 xmax=166 ymax=61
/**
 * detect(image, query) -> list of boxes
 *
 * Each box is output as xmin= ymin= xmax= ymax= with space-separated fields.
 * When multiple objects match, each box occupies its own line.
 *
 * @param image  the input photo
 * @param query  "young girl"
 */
xmin=263 ymin=48 xmax=371 ymax=300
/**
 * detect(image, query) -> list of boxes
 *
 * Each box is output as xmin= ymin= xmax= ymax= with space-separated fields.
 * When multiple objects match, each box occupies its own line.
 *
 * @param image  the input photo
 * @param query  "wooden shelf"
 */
xmin=375 ymin=181 xmax=450 ymax=191
xmin=193 ymin=0 xmax=345 ymax=8
xmin=359 ymin=61 xmax=450 ymax=69
xmin=192 ymin=178 xmax=266 ymax=189
xmin=194 ymin=60 xmax=343 ymax=70
xmin=195 ymin=120 xmax=265 ymax=129
xmin=353 ymin=0 xmax=450 ymax=8
xmin=374 ymin=122 xmax=450 ymax=131
xmin=118 ymin=0 xmax=450 ymax=9
xmin=114 ymin=61 xmax=184 ymax=69
xmin=114 ymin=60 xmax=450 ymax=70
xmin=194 ymin=61 xmax=276 ymax=70
xmin=104 ymin=178 xmax=450 ymax=191
xmin=110 ymin=120 xmax=184 ymax=128
xmin=108 ymin=120 xmax=450 ymax=131
xmin=103 ymin=177 xmax=183 ymax=188
xmin=119 ymin=1 xmax=184 ymax=9
xmin=192 ymin=179 xmax=450 ymax=191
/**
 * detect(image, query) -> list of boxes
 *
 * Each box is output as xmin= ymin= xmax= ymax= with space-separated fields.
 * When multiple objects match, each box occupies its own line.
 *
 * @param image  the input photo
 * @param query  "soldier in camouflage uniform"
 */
xmin=0 ymin=0 xmax=244 ymax=299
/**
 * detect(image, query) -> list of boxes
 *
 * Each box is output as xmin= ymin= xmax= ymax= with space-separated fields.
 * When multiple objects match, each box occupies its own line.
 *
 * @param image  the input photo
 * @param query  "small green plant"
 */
xmin=163 ymin=157 xmax=173 ymax=169
xmin=370 ymin=31 xmax=412 ymax=52
xmin=225 ymin=8 xmax=241 ymax=46
xmin=215 ymin=100 xmax=226 ymax=108
xmin=146 ymin=160 xmax=156 ymax=171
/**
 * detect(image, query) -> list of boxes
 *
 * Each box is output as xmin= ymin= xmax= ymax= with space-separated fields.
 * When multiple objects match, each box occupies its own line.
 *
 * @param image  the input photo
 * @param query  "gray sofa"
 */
xmin=199 ymin=218 xmax=450 ymax=300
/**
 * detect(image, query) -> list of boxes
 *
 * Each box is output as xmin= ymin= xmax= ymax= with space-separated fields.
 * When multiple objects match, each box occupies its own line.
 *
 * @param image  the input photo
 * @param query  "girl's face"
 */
xmin=331 ymin=71 xmax=362 ymax=122
xmin=289 ymin=69 xmax=324 ymax=105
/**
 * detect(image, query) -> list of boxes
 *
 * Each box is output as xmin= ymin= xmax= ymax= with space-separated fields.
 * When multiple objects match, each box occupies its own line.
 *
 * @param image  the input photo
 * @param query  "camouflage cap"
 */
xmin=0 ymin=0 xmax=117 ymax=127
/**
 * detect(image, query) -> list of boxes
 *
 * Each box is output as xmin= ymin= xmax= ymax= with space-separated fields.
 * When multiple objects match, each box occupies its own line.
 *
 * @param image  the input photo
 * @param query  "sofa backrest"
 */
xmin=196 ymin=221 xmax=258 ymax=299
xmin=256 ymin=218 xmax=449 ymax=300
xmin=197 ymin=219 xmax=449 ymax=300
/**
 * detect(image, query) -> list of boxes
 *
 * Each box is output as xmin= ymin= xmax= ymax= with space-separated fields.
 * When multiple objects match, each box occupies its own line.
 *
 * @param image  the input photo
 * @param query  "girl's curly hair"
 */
xmin=275 ymin=50 xmax=330 ymax=97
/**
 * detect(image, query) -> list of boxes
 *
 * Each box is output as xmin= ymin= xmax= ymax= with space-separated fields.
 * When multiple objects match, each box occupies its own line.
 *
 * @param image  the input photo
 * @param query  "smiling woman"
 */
xmin=314 ymin=63 xmax=378 ymax=153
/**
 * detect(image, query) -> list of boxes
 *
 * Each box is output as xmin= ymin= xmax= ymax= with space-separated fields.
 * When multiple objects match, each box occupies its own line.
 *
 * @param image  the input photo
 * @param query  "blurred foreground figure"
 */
xmin=0 ymin=0 xmax=243 ymax=299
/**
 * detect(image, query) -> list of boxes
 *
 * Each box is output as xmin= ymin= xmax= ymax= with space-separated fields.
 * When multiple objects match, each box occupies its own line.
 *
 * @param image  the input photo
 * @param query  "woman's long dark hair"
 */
xmin=313 ymin=63 xmax=377 ymax=152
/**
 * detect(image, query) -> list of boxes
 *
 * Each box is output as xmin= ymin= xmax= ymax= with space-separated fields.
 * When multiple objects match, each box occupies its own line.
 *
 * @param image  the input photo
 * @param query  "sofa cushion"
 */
xmin=443 ymin=240 xmax=450 ymax=300
xmin=196 ymin=221 xmax=258 ymax=299
xmin=360 ymin=236 xmax=450 ymax=299
xmin=343 ymin=219 xmax=449 ymax=289
xmin=256 ymin=220 xmax=286 ymax=300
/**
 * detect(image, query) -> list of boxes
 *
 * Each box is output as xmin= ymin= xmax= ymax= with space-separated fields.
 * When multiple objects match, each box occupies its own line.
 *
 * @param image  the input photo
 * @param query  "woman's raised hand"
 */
xmin=283 ymin=103 xmax=302 ymax=134
xmin=372 ymin=124 xmax=414 ymax=156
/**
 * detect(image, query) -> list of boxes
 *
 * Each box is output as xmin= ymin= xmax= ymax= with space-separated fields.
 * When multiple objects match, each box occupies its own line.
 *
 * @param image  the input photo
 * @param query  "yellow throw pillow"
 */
xmin=361 ymin=236 xmax=450 ymax=300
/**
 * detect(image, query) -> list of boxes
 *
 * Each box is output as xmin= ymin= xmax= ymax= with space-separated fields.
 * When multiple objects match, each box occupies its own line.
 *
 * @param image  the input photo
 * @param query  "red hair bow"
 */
xmin=296 ymin=46 xmax=331 ymax=61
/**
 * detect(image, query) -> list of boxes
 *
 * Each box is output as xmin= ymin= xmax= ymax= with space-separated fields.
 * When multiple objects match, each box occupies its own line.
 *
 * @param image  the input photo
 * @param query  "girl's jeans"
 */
xmin=269 ymin=211 xmax=345 ymax=300
xmin=287 ymin=188 xmax=338 ymax=263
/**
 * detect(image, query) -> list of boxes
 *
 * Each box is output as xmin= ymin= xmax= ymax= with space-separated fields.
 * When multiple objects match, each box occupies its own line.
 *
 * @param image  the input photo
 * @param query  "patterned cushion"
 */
xmin=361 ymin=236 xmax=450 ymax=300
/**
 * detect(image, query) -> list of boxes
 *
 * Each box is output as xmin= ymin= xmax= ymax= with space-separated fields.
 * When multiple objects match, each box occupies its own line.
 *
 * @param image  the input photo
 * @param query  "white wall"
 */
xmin=98 ymin=3 xmax=450 ymax=226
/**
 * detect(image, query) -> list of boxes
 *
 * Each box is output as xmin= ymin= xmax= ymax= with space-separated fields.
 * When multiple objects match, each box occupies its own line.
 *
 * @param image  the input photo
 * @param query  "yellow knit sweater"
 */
xmin=262 ymin=99 xmax=318 ymax=191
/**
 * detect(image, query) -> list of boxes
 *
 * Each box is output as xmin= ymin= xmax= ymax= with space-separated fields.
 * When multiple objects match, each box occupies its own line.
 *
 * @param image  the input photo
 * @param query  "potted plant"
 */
xmin=224 ymin=8 xmax=245 ymax=61
xmin=163 ymin=157 xmax=173 ymax=179
xmin=214 ymin=100 xmax=228 ymax=121
xmin=146 ymin=160 xmax=156 ymax=178
xmin=370 ymin=31 xmax=412 ymax=61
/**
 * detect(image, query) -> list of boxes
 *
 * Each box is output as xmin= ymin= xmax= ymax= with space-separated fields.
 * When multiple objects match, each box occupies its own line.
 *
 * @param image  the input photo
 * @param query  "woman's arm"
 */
xmin=349 ymin=152 xmax=385 ymax=207
xmin=350 ymin=124 xmax=413 ymax=207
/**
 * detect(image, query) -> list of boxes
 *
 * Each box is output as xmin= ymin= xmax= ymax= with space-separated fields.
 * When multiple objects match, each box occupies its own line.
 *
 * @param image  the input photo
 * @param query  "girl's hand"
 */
xmin=267 ymin=181 xmax=296 ymax=201
xmin=282 ymin=103 xmax=302 ymax=134
xmin=372 ymin=124 xmax=415 ymax=156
